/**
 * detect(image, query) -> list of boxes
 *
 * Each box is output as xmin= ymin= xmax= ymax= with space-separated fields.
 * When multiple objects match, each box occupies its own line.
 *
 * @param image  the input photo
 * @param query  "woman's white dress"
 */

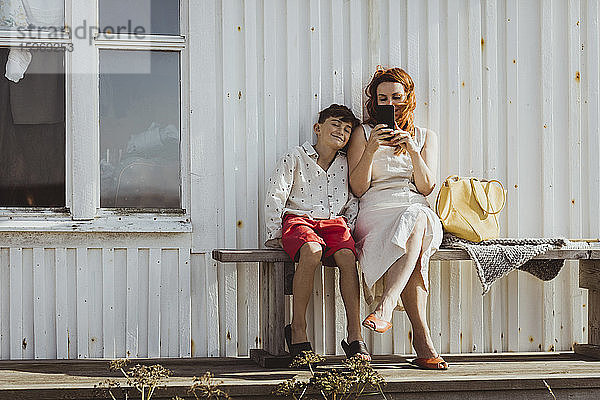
xmin=354 ymin=124 xmax=443 ymax=309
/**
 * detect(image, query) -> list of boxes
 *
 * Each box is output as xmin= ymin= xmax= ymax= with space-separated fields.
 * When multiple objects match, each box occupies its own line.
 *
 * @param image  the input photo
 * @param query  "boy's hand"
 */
xmin=265 ymin=238 xmax=283 ymax=248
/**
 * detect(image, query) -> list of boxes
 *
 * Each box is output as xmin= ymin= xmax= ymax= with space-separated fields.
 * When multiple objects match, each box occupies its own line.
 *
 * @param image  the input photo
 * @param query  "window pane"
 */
xmin=99 ymin=0 xmax=179 ymax=36
xmin=0 ymin=48 xmax=65 ymax=207
xmin=0 ymin=0 xmax=65 ymax=31
xmin=100 ymin=50 xmax=181 ymax=209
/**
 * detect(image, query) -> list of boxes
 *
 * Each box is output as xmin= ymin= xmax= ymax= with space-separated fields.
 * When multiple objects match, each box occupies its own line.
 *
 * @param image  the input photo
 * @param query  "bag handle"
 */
xmin=435 ymin=176 xmax=457 ymax=221
xmin=470 ymin=178 xmax=506 ymax=215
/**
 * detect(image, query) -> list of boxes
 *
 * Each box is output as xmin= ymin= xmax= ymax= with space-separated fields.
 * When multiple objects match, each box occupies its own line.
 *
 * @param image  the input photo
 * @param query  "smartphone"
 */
xmin=374 ymin=104 xmax=396 ymax=128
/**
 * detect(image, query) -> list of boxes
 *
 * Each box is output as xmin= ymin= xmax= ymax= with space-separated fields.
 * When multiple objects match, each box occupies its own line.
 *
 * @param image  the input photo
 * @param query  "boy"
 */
xmin=264 ymin=104 xmax=370 ymax=361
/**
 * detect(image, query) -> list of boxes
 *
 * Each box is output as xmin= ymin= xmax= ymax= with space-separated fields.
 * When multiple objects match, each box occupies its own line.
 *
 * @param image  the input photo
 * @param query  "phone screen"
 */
xmin=374 ymin=105 xmax=395 ymax=128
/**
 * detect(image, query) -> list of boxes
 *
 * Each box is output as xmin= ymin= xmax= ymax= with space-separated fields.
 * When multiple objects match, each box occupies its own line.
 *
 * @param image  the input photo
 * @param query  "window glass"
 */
xmin=0 ymin=47 xmax=65 ymax=207
xmin=0 ymin=0 xmax=65 ymax=31
xmin=99 ymin=0 xmax=180 ymax=36
xmin=99 ymin=50 xmax=181 ymax=209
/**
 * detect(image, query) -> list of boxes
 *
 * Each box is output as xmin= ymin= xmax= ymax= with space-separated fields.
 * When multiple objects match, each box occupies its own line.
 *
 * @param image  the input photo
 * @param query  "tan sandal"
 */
xmin=362 ymin=313 xmax=392 ymax=333
xmin=410 ymin=356 xmax=449 ymax=370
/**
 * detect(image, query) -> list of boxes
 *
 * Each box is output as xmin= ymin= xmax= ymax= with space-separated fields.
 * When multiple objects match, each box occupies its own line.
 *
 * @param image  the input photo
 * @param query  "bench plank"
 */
xmin=212 ymin=248 xmax=597 ymax=263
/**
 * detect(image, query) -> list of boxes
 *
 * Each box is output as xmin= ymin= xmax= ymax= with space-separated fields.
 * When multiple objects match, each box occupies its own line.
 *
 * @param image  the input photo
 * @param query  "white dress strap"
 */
xmin=362 ymin=124 xmax=373 ymax=140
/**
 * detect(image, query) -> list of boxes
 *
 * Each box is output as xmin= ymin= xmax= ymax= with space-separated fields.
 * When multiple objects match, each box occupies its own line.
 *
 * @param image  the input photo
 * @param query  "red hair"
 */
xmin=364 ymin=67 xmax=416 ymax=155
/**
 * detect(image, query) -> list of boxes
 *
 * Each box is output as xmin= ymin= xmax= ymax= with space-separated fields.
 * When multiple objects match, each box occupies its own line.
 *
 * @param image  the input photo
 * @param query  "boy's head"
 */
xmin=313 ymin=104 xmax=360 ymax=152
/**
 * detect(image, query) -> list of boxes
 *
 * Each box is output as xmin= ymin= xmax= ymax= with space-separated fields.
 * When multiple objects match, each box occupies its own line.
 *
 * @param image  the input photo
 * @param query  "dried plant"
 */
xmin=95 ymin=359 xmax=173 ymax=400
xmin=273 ymin=352 xmax=388 ymax=400
xmin=188 ymin=372 xmax=230 ymax=400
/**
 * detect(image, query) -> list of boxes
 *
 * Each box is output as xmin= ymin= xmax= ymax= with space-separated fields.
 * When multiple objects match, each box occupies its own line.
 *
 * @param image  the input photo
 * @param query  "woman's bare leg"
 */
xmin=372 ymin=212 xmax=427 ymax=322
xmin=400 ymin=258 xmax=438 ymax=358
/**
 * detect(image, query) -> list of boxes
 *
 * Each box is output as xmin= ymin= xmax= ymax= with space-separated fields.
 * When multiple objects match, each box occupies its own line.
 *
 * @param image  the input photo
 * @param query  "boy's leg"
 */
xmin=291 ymin=242 xmax=323 ymax=343
xmin=332 ymin=249 xmax=364 ymax=344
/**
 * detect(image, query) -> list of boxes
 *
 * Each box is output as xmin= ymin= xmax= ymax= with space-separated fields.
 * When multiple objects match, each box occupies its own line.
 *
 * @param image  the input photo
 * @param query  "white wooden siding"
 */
xmin=0 ymin=244 xmax=191 ymax=360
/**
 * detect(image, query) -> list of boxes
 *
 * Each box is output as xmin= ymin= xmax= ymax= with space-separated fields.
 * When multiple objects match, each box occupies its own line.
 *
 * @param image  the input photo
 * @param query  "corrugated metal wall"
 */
xmin=192 ymin=0 xmax=599 ymax=357
xmin=0 ymin=234 xmax=192 ymax=360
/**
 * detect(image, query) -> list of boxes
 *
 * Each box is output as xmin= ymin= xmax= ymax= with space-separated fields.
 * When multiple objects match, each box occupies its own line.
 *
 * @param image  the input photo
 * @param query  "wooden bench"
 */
xmin=212 ymin=247 xmax=600 ymax=367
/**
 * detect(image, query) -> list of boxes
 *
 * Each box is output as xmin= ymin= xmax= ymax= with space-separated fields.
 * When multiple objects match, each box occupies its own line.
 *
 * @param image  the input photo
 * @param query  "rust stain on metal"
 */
xmin=461 ymin=81 xmax=465 ymax=87
xmin=237 ymin=26 xmax=241 ymax=31
xmin=544 ymin=124 xmax=547 ymax=128
xmin=513 ymin=59 xmax=516 ymax=64
xmin=481 ymin=37 xmax=485 ymax=49
xmin=408 ymin=330 xmax=412 ymax=342
xmin=548 ymin=345 xmax=555 ymax=351
xmin=237 ymin=220 xmax=243 ymax=228
xmin=529 ymin=336 xmax=534 ymax=343
xmin=238 ymin=91 xmax=242 ymax=99
xmin=191 ymin=339 xmax=195 ymax=355
xmin=514 ymin=184 xmax=518 ymax=189
xmin=310 ymin=27 xmax=315 ymax=32
xmin=575 ymin=71 xmax=580 ymax=82
xmin=571 ymin=199 xmax=575 ymax=204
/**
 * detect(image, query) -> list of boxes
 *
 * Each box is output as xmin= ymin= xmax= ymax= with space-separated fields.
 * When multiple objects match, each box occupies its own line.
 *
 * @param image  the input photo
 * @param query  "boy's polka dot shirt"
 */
xmin=264 ymin=142 xmax=359 ymax=241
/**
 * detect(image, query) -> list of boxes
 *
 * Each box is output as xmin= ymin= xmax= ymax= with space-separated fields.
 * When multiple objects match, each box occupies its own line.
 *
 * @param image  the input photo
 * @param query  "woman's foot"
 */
xmin=362 ymin=313 xmax=392 ymax=333
xmin=411 ymin=328 xmax=438 ymax=359
xmin=410 ymin=356 xmax=448 ymax=370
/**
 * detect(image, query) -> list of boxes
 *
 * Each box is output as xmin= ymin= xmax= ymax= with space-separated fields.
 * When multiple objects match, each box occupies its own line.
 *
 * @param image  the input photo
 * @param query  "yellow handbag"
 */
xmin=435 ymin=176 xmax=506 ymax=242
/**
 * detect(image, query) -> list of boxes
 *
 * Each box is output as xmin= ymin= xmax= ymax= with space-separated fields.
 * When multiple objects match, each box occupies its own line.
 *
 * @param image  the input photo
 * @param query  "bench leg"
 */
xmin=574 ymin=260 xmax=600 ymax=359
xmin=250 ymin=261 xmax=291 ymax=368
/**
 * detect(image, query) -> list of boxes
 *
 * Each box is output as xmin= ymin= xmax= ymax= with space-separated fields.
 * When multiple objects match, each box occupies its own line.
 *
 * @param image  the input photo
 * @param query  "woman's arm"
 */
xmin=347 ymin=126 xmax=372 ymax=197
xmin=407 ymin=129 xmax=438 ymax=196
xmin=348 ymin=124 xmax=394 ymax=197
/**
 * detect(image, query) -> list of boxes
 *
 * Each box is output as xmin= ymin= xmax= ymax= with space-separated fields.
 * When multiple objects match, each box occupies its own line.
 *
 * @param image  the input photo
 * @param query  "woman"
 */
xmin=347 ymin=67 xmax=446 ymax=369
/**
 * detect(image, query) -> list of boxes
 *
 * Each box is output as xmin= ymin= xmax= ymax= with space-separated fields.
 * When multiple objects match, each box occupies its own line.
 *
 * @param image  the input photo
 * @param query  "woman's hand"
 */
xmin=364 ymin=124 xmax=395 ymax=155
xmin=388 ymin=129 xmax=419 ymax=156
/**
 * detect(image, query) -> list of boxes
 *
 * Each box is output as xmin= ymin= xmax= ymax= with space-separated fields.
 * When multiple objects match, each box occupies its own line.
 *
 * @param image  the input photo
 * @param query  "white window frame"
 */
xmin=0 ymin=0 xmax=191 ymax=232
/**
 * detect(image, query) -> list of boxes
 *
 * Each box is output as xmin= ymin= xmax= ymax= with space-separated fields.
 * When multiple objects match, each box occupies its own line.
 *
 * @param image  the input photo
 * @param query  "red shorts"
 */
xmin=281 ymin=214 xmax=357 ymax=267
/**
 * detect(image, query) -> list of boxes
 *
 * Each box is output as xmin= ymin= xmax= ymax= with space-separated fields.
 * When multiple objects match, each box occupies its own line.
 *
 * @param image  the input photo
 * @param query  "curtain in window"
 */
xmin=1 ymin=0 xmax=63 ymax=83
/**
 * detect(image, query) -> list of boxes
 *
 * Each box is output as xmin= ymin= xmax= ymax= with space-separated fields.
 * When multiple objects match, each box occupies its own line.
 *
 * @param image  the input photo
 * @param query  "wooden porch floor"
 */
xmin=0 ymin=352 xmax=599 ymax=399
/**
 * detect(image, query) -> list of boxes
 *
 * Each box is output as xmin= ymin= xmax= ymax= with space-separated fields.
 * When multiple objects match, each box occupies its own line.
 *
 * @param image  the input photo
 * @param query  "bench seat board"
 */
xmin=212 ymin=248 xmax=599 ymax=263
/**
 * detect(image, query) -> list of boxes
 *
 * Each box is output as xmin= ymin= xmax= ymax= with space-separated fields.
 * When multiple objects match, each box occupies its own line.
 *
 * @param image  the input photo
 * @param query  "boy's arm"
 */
xmin=264 ymin=152 xmax=296 ymax=244
xmin=340 ymin=191 xmax=359 ymax=231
